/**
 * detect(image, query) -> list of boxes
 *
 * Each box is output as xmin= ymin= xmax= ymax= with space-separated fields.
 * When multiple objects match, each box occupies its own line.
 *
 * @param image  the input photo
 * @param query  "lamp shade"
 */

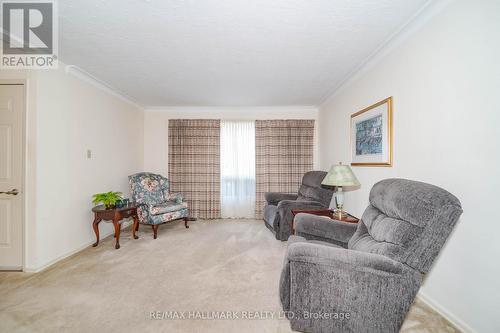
xmin=321 ymin=163 xmax=360 ymax=187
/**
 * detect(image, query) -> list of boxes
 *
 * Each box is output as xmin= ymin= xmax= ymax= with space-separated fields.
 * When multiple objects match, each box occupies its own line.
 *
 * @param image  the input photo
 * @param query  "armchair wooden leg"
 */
xmin=184 ymin=217 xmax=189 ymax=228
xmin=152 ymin=224 xmax=159 ymax=239
xmin=132 ymin=216 xmax=139 ymax=240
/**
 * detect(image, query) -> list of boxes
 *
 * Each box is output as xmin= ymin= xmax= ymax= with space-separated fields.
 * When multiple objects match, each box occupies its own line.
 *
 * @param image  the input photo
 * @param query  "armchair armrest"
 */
xmin=166 ymin=192 xmax=184 ymax=203
xmin=295 ymin=213 xmax=357 ymax=247
xmin=264 ymin=192 xmax=298 ymax=206
xmin=136 ymin=203 xmax=151 ymax=223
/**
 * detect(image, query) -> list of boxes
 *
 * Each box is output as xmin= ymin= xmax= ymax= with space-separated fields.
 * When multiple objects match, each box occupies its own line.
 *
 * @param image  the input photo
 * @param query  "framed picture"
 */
xmin=350 ymin=97 xmax=393 ymax=166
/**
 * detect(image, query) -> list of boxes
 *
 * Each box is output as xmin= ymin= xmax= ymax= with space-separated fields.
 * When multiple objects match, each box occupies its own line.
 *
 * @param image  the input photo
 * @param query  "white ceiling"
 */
xmin=59 ymin=0 xmax=429 ymax=107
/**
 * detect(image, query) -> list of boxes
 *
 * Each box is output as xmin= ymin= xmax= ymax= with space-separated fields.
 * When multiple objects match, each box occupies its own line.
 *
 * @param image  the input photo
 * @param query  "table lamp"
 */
xmin=321 ymin=162 xmax=360 ymax=220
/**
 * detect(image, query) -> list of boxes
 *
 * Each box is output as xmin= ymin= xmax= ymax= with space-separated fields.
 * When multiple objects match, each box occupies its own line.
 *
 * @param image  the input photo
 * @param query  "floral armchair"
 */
xmin=128 ymin=172 xmax=189 ymax=239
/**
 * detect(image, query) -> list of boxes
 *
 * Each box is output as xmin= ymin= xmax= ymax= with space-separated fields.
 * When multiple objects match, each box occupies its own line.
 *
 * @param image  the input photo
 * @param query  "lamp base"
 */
xmin=330 ymin=209 xmax=349 ymax=220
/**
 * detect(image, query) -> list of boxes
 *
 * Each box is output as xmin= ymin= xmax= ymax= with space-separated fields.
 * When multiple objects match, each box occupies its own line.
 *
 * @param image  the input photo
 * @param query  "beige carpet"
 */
xmin=0 ymin=219 xmax=459 ymax=333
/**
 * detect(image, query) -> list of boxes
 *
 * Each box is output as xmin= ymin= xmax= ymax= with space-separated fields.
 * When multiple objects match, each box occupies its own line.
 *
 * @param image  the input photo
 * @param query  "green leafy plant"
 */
xmin=92 ymin=191 xmax=123 ymax=209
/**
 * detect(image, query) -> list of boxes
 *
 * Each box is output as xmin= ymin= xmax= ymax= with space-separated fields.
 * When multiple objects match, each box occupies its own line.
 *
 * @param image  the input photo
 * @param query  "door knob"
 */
xmin=0 ymin=189 xmax=18 ymax=195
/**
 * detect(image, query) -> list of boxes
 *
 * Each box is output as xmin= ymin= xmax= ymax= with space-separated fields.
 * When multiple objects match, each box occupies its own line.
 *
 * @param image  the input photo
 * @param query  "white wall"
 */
xmin=33 ymin=67 xmax=144 ymax=270
xmin=318 ymin=1 xmax=500 ymax=332
xmin=143 ymin=106 xmax=319 ymax=176
xmin=1 ymin=65 xmax=144 ymax=271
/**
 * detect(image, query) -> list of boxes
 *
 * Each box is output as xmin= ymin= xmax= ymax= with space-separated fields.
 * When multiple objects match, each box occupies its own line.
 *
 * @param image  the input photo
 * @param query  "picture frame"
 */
xmin=350 ymin=97 xmax=393 ymax=167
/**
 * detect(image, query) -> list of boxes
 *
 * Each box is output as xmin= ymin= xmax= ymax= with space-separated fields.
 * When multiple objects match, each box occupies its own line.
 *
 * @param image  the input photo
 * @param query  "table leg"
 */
xmin=92 ymin=216 xmax=101 ymax=247
xmin=113 ymin=219 xmax=121 ymax=249
xmin=132 ymin=216 xmax=139 ymax=240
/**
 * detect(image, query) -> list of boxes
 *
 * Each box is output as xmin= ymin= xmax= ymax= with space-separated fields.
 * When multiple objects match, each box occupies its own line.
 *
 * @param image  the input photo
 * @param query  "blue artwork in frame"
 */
xmin=350 ymin=97 xmax=393 ymax=166
xmin=355 ymin=115 xmax=383 ymax=155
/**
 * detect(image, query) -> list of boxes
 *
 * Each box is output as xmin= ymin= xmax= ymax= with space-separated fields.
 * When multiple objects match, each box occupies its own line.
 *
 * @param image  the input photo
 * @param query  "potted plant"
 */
xmin=92 ymin=191 xmax=123 ymax=209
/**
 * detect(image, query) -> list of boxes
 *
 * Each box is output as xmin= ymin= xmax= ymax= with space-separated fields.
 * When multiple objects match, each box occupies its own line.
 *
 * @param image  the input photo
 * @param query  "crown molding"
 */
xmin=65 ymin=65 xmax=143 ymax=109
xmin=319 ymin=0 xmax=454 ymax=106
xmin=144 ymin=105 xmax=318 ymax=112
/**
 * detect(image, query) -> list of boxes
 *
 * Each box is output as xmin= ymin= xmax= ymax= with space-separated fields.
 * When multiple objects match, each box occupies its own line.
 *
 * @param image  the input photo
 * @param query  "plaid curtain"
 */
xmin=168 ymin=119 xmax=221 ymax=219
xmin=255 ymin=120 xmax=315 ymax=218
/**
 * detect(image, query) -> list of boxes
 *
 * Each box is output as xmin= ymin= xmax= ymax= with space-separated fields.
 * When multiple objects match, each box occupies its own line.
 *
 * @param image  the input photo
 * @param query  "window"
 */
xmin=220 ymin=121 xmax=255 ymax=218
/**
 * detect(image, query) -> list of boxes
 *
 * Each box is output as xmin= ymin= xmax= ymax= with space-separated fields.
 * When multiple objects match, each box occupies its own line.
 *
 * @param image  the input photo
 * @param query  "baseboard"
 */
xmin=416 ymin=291 xmax=477 ymax=333
xmin=0 ymin=266 xmax=23 ymax=271
xmin=24 ymin=221 xmax=133 ymax=273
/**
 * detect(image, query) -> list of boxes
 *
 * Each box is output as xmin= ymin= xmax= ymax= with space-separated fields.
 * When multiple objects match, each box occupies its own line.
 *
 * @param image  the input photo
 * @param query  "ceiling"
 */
xmin=59 ymin=0 xmax=429 ymax=107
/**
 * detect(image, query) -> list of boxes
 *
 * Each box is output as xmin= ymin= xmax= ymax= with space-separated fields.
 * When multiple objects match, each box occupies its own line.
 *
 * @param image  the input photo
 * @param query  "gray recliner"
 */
xmin=263 ymin=171 xmax=334 ymax=241
xmin=279 ymin=178 xmax=463 ymax=333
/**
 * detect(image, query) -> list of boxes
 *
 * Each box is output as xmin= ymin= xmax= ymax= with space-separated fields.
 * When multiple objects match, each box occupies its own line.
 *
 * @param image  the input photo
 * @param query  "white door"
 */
xmin=0 ymin=84 xmax=24 ymax=270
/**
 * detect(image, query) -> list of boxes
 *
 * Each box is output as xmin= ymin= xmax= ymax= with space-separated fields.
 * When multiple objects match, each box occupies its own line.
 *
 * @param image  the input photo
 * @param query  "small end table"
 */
xmin=91 ymin=203 xmax=139 ymax=249
xmin=290 ymin=209 xmax=359 ymax=235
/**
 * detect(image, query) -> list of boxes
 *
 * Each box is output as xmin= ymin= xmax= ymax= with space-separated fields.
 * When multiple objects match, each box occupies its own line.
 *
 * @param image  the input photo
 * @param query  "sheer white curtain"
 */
xmin=220 ymin=121 xmax=256 ymax=218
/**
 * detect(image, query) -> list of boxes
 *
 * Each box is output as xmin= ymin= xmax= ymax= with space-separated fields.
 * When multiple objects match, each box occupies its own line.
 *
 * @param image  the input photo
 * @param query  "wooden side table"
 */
xmin=91 ymin=203 xmax=139 ymax=249
xmin=290 ymin=209 xmax=359 ymax=235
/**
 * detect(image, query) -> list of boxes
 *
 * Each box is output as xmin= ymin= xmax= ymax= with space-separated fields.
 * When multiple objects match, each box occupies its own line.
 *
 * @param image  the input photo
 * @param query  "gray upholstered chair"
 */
xmin=263 ymin=171 xmax=334 ymax=241
xmin=279 ymin=178 xmax=463 ymax=333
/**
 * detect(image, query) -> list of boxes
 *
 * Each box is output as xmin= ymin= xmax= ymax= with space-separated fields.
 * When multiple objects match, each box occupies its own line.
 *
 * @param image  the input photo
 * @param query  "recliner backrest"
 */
xmin=297 ymin=171 xmax=334 ymax=207
xmin=128 ymin=172 xmax=170 ymax=205
xmin=348 ymin=178 xmax=462 ymax=273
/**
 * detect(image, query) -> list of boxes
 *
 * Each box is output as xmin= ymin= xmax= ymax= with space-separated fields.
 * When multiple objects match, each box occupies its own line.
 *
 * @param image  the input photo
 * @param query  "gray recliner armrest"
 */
xmin=272 ymin=199 xmax=326 ymax=241
xmin=287 ymin=241 xmax=408 ymax=274
xmin=264 ymin=192 xmax=299 ymax=206
xmin=277 ymin=200 xmax=325 ymax=229
xmin=295 ymin=213 xmax=358 ymax=247
xmin=276 ymin=199 xmax=324 ymax=211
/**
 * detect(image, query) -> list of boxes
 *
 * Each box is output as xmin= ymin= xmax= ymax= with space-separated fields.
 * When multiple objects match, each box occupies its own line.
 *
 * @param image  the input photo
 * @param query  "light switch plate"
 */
xmin=86 ymin=149 xmax=92 ymax=159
